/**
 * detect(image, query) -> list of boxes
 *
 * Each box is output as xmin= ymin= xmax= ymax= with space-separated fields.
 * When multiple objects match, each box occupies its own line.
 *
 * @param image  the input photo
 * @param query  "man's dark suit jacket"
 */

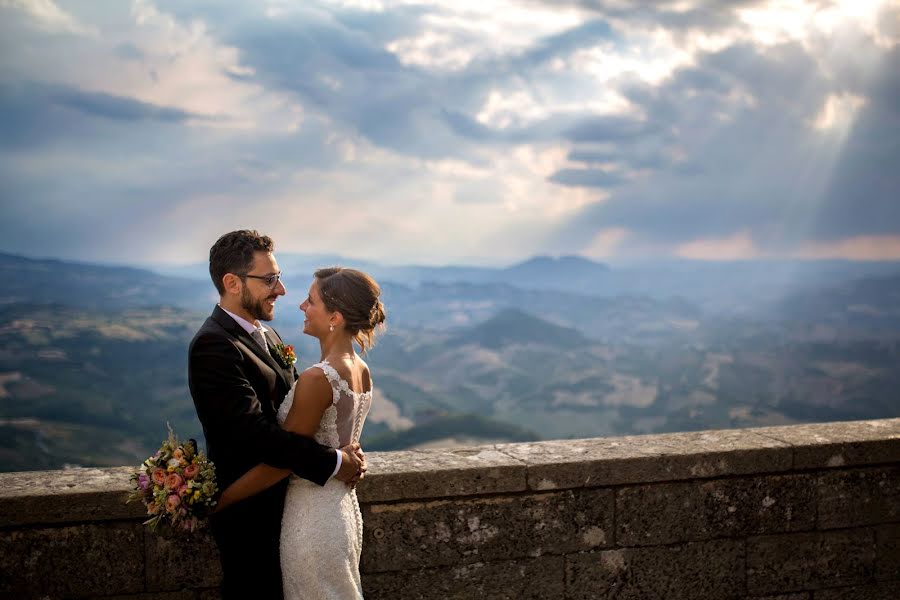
xmin=188 ymin=305 xmax=337 ymax=599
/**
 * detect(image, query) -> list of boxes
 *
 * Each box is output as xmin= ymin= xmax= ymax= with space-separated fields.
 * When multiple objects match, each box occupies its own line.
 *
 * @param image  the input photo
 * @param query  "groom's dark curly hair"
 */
xmin=209 ymin=230 xmax=275 ymax=295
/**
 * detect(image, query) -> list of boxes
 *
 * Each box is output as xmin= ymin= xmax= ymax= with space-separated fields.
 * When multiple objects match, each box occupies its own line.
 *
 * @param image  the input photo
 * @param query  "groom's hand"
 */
xmin=335 ymin=443 xmax=366 ymax=486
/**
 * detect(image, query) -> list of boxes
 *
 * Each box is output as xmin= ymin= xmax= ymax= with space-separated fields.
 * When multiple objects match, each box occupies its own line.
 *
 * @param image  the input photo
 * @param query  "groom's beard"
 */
xmin=241 ymin=287 xmax=275 ymax=321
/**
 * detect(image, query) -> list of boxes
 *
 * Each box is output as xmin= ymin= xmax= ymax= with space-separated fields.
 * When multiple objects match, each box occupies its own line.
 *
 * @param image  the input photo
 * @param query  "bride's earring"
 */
xmin=329 ymin=324 xmax=335 ymax=332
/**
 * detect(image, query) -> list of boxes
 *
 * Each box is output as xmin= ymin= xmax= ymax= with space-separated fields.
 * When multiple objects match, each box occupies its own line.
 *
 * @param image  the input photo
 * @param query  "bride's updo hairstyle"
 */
xmin=315 ymin=267 xmax=386 ymax=353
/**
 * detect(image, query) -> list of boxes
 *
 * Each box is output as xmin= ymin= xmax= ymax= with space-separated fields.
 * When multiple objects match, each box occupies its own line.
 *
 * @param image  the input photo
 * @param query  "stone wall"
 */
xmin=1 ymin=418 xmax=898 ymax=599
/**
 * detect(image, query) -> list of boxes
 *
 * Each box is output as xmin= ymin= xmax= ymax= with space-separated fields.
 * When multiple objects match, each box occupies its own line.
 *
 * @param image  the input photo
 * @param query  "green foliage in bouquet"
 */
xmin=127 ymin=423 xmax=218 ymax=535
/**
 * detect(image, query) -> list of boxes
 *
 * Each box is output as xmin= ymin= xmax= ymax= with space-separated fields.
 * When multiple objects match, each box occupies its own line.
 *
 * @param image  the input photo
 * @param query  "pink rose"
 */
xmin=183 ymin=464 xmax=200 ymax=480
xmin=165 ymin=472 xmax=183 ymax=490
xmin=165 ymin=494 xmax=181 ymax=513
xmin=151 ymin=468 xmax=166 ymax=486
xmin=178 ymin=484 xmax=190 ymax=498
xmin=147 ymin=501 xmax=160 ymax=515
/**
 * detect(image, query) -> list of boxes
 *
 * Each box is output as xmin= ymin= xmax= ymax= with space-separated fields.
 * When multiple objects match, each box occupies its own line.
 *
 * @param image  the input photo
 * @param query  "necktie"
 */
xmin=251 ymin=328 xmax=270 ymax=355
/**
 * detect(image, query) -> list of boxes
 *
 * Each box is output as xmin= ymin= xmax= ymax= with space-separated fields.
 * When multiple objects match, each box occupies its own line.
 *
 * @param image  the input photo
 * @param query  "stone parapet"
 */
xmin=1 ymin=418 xmax=898 ymax=599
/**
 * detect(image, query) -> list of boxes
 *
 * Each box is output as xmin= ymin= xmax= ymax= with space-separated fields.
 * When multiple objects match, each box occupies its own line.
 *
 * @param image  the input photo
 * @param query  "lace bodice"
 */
xmin=279 ymin=358 xmax=370 ymax=598
xmin=277 ymin=359 xmax=372 ymax=449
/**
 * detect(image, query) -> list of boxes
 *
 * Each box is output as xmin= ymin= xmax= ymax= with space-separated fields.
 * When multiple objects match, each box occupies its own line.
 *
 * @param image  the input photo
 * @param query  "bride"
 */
xmin=215 ymin=266 xmax=386 ymax=599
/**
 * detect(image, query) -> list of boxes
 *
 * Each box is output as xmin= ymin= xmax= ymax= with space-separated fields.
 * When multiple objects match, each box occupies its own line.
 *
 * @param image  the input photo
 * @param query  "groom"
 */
xmin=189 ymin=230 xmax=365 ymax=599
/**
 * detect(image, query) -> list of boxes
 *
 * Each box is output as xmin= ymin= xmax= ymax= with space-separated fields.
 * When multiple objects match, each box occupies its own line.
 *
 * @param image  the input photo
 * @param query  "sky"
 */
xmin=0 ymin=0 xmax=898 ymax=267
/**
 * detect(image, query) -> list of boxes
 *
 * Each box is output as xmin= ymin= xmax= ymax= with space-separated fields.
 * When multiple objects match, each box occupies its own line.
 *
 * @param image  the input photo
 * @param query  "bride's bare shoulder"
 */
xmin=358 ymin=358 xmax=372 ymax=390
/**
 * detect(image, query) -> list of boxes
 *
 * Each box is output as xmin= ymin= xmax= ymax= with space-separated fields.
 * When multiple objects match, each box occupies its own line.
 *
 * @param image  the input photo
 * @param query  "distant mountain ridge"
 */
xmin=2 ymin=251 xmax=900 ymax=471
xmin=156 ymin=252 xmax=611 ymax=292
xmin=0 ymin=252 xmax=210 ymax=310
xmin=9 ymin=250 xmax=900 ymax=311
xmin=452 ymin=308 xmax=589 ymax=350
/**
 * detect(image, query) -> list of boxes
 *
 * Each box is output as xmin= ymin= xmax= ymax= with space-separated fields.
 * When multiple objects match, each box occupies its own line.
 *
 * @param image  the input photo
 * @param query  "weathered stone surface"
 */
xmin=197 ymin=589 xmax=221 ymax=600
xmin=818 ymin=466 xmax=900 ymax=529
xmin=357 ymin=447 xmax=527 ymax=503
xmin=0 ymin=419 xmax=897 ymax=599
xmin=0 ymin=466 xmax=144 ymax=527
xmin=0 ymin=522 xmax=144 ymax=597
xmin=496 ymin=427 xmax=792 ymax=491
xmin=145 ymin=528 xmax=222 ymax=591
xmin=361 ymin=487 xmax=613 ymax=573
xmin=617 ymin=473 xmax=816 ymax=546
xmin=751 ymin=418 xmax=900 ymax=470
xmin=361 ymin=556 xmax=565 ymax=600
xmin=813 ymin=582 xmax=900 ymax=600
xmin=876 ymin=523 xmax=900 ymax=582
xmin=565 ymin=539 xmax=745 ymax=600
xmin=747 ymin=529 xmax=875 ymax=595
xmin=103 ymin=592 xmax=197 ymax=600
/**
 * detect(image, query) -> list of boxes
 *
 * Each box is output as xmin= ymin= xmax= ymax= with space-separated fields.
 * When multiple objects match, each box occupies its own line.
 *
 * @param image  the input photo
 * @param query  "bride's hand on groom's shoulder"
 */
xmin=336 ymin=443 xmax=367 ymax=487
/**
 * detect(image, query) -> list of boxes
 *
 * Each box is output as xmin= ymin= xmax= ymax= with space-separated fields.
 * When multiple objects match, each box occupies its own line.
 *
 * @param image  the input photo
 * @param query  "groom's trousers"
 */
xmin=210 ymin=484 xmax=288 ymax=600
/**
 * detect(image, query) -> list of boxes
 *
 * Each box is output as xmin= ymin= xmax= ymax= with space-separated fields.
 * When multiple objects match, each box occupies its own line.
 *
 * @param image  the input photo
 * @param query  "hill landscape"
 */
xmin=1 ymin=251 xmax=899 ymax=471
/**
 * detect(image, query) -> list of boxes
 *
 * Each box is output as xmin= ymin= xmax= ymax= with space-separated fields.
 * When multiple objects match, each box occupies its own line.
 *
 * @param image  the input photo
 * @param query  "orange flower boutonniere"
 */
xmin=273 ymin=343 xmax=297 ymax=368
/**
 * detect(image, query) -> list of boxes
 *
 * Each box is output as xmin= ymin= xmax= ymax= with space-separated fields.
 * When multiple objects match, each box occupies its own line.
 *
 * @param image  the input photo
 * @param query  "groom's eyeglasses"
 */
xmin=240 ymin=272 xmax=282 ymax=289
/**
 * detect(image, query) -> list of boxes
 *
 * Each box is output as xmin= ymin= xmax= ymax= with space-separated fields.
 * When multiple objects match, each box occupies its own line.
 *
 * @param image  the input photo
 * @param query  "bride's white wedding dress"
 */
xmin=276 ymin=359 xmax=372 ymax=600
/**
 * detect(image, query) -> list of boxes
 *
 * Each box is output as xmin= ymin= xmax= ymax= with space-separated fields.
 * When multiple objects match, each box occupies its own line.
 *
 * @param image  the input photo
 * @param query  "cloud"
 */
xmin=796 ymin=234 xmax=900 ymax=261
xmin=548 ymin=22 xmax=900 ymax=256
xmin=549 ymin=168 xmax=626 ymax=189
xmin=0 ymin=0 xmax=898 ymax=265
xmin=3 ymin=0 xmax=98 ymax=36
xmin=675 ymin=231 xmax=759 ymax=260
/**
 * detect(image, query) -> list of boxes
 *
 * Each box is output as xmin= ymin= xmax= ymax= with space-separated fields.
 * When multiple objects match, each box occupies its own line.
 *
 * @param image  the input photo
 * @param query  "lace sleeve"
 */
xmin=310 ymin=361 xmax=341 ymax=406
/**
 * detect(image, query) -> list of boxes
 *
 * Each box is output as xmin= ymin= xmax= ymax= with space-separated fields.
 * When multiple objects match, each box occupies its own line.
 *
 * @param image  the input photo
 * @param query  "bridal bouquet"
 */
xmin=127 ymin=424 xmax=218 ymax=535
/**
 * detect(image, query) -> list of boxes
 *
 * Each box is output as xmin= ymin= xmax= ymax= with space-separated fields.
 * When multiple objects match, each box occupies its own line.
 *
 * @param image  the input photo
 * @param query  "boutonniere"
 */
xmin=273 ymin=343 xmax=297 ymax=368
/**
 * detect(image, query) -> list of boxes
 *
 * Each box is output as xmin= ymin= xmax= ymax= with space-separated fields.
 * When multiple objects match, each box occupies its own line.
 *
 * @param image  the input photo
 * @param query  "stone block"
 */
xmin=103 ymin=592 xmax=197 ymax=600
xmin=361 ymin=556 xmax=565 ymax=600
xmin=565 ymin=539 xmax=745 ymax=600
xmin=0 ymin=466 xmax=145 ymax=528
xmin=751 ymin=418 xmax=900 ymax=470
xmin=145 ymin=528 xmax=222 ymax=591
xmin=813 ymin=581 xmax=900 ymax=600
xmin=617 ymin=473 xmax=816 ymax=546
xmin=357 ymin=447 xmax=527 ymax=503
xmin=876 ymin=523 xmax=900 ymax=582
xmin=0 ymin=521 xmax=144 ymax=597
xmin=361 ymin=488 xmax=613 ymax=573
xmin=746 ymin=595 xmax=810 ymax=600
xmin=747 ymin=529 xmax=875 ymax=595
xmin=496 ymin=427 xmax=792 ymax=491
xmin=818 ymin=466 xmax=900 ymax=529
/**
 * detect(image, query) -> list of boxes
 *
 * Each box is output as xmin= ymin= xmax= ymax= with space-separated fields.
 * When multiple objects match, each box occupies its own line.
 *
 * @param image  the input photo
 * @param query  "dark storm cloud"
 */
xmin=549 ymin=35 xmax=900 ymax=250
xmin=526 ymin=0 xmax=764 ymax=32
xmin=811 ymin=47 xmax=900 ymax=240
xmin=0 ymin=81 xmax=203 ymax=149
xmin=216 ymin=8 xmax=623 ymax=159
xmin=224 ymin=10 xmax=474 ymax=159
xmin=562 ymin=115 xmax=660 ymax=143
xmin=48 ymin=85 xmax=202 ymax=123
xmin=1 ymin=0 xmax=897 ymax=263
xmin=514 ymin=18 xmax=617 ymax=66
xmin=549 ymin=168 xmax=626 ymax=188
xmin=567 ymin=147 xmax=670 ymax=170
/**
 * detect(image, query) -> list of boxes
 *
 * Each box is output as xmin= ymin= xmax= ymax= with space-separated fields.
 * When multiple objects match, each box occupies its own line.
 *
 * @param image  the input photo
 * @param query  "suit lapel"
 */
xmin=211 ymin=306 xmax=287 ymax=386
xmin=263 ymin=329 xmax=293 ymax=392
